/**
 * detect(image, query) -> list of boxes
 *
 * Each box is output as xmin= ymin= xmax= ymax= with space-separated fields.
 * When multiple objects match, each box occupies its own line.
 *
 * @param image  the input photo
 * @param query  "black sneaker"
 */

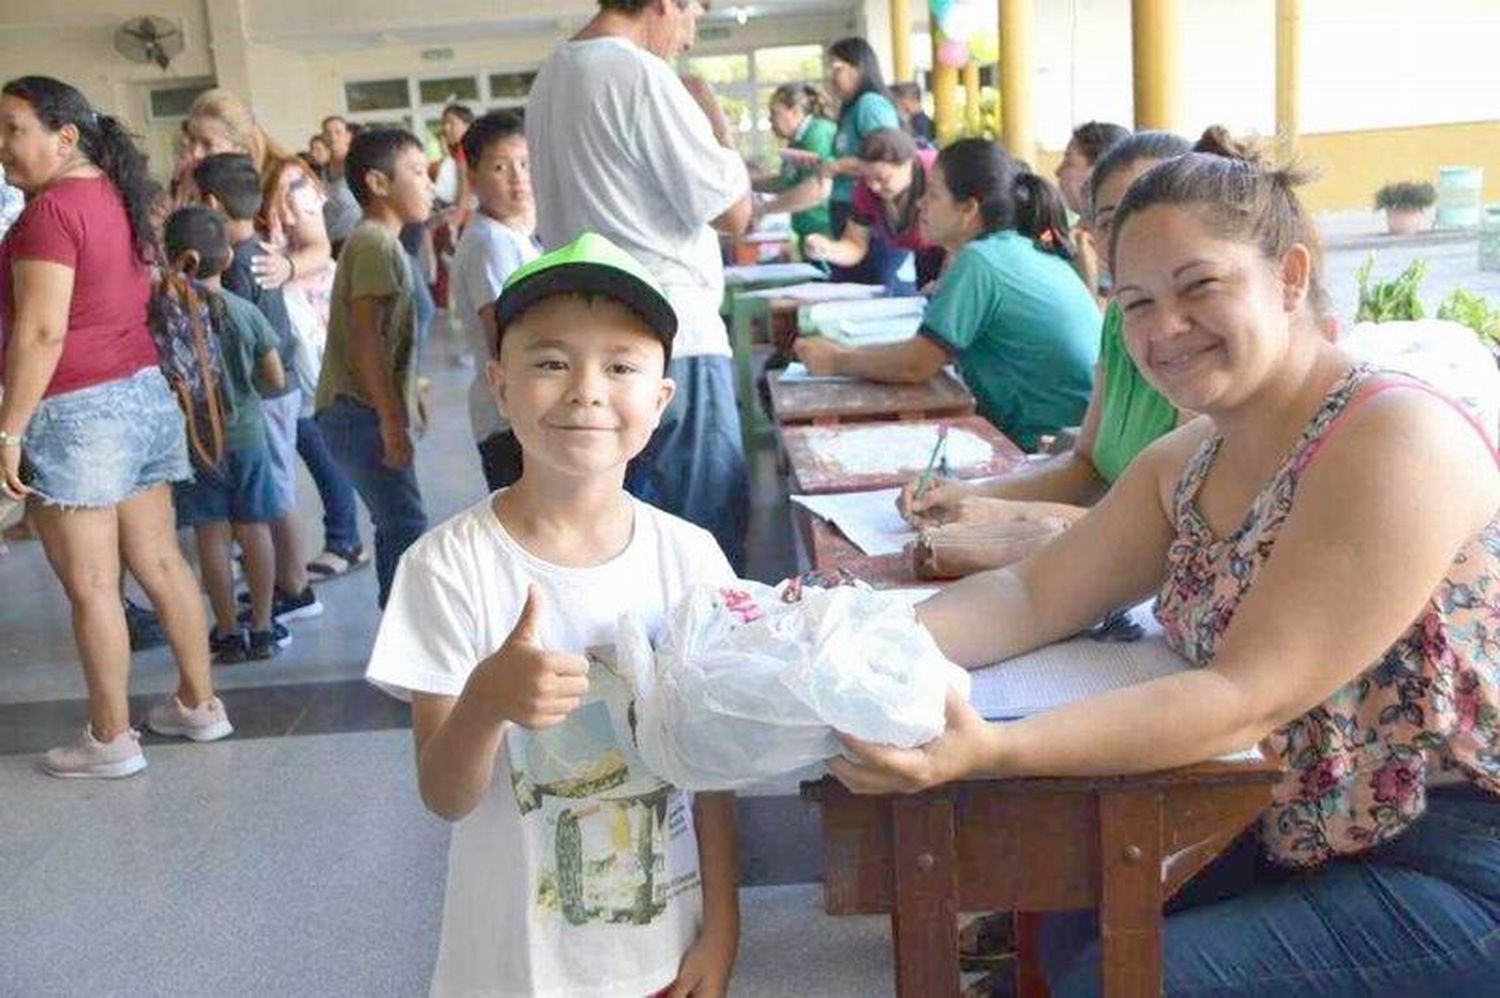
xmin=124 ymin=598 xmax=167 ymax=652
xmin=247 ymin=622 xmax=291 ymax=660
xmin=209 ymin=626 xmax=251 ymax=665
xmin=237 ymin=586 xmax=323 ymax=625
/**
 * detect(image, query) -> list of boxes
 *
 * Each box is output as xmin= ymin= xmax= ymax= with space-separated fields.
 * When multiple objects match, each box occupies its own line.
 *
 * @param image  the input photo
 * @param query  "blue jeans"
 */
xmin=1040 ymin=785 xmax=1500 ymax=996
xmin=625 ymin=355 xmax=747 ymax=573
xmin=296 ymin=415 xmax=360 ymax=553
xmin=314 ymin=397 xmax=428 ymax=608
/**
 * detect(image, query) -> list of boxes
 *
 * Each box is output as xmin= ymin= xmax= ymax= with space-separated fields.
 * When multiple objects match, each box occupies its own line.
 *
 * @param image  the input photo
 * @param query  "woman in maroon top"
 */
xmin=0 ymin=76 xmax=232 ymax=778
xmin=803 ymin=127 xmax=945 ymax=293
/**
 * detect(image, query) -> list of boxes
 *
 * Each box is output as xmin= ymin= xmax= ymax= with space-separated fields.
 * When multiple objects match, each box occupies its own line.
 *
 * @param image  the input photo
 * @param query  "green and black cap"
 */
xmin=494 ymin=232 xmax=677 ymax=364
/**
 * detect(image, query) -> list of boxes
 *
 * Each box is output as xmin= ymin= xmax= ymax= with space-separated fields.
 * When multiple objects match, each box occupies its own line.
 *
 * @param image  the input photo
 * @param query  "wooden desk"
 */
xmin=794 ymin=511 xmax=927 ymax=589
xmin=781 ymin=415 xmax=1026 ymax=495
xmin=767 ymin=369 xmax=975 ymax=426
xmin=803 ymin=757 xmax=1280 ymax=997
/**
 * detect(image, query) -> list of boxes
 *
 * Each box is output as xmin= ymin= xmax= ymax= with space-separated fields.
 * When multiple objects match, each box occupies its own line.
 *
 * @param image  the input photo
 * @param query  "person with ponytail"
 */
xmin=828 ymin=127 xmax=1500 ymax=996
xmin=897 ymin=131 xmax=1194 ymax=554
xmin=822 ymin=36 xmax=902 ymax=284
xmin=802 ymin=126 xmax=944 ymax=293
xmin=750 ymin=82 xmax=836 ymax=247
xmin=0 ymin=75 xmax=233 ymax=777
xmin=796 ymin=138 xmax=1099 ymax=452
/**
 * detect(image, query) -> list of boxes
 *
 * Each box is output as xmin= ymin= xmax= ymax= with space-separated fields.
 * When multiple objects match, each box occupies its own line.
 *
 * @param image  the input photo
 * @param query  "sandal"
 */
xmin=305 ymin=545 xmax=371 ymax=583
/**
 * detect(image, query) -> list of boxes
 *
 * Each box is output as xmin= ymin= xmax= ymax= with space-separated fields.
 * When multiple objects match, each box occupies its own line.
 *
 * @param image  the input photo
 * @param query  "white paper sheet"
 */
xmin=776 ymin=362 xmax=858 ymax=384
xmin=968 ymin=608 xmax=1190 ymax=719
xmin=723 ymin=262 xmax=826 ymax=285
xmin=808 ymin=423 xmax=995 ymax=477
xmin=739 ymin=281 xmax=886 ymax=302
xmin=800 ymin=296 xmax=926 ymax=334
xmin=825 ymin=315 xmax=924 ymax=346
xmin=790 ymin=488 xmax=916 ymax=557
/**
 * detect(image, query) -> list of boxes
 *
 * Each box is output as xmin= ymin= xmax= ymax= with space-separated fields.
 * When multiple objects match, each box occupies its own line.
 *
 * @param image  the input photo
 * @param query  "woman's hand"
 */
xmin=792 ymin=336 xmax=845 ymax=376
xmin=801 ymin=233 xmax=832 ymax=262
xmin=897 ymin=476 xmax=977 ymax=525
xmin=828 ymin=688 xmax=999 ymax=794
xmin=252 ymin=242 xmax=294 ymax=290
xmin=0 ymin=443 xmax=29 ymax=501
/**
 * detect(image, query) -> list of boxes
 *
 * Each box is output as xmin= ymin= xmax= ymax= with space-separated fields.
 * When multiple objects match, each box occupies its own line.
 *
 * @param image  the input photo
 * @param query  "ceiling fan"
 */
xmin=113 ymin=16 xmax=185 ymax=72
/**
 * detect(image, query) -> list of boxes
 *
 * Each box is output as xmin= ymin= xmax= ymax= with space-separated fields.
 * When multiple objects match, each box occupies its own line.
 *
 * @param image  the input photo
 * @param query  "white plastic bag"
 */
xmin=615 ymin=578 xmax=970 ymax=791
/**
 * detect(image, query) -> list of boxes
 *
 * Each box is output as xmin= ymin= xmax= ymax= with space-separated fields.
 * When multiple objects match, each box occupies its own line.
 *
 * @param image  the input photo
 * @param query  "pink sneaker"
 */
xmin=41 ymin=726 xmax=147 ymax=779
xmin=146 ymin=695 xmax=234 ymax=742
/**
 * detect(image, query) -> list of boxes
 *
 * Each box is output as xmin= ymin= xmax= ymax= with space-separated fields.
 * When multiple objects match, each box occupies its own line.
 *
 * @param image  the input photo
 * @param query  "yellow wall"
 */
xmin=1297 ymin=120 xmax=1500 ymax=213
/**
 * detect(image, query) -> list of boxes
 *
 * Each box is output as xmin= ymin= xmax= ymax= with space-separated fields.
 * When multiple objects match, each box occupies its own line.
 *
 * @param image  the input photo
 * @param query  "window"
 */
xmin=682 ymin=43 xmax=827 ymax=170
xmin=146 ymin=81 xmax=213 ymax=121
xmin=344 ymin=69 xmax=536 ymax=140
xmin=345 ymin=78 xmax=410 ymax=113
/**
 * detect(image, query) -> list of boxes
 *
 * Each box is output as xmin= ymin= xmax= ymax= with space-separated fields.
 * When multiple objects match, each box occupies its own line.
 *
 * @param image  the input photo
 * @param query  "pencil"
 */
xmin=915 ymin=424 xmax=950 ymax=500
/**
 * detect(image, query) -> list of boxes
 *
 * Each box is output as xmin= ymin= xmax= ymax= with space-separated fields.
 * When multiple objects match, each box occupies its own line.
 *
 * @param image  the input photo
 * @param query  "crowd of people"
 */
xmin=2 ymin=0 xmax=1498 ymax=995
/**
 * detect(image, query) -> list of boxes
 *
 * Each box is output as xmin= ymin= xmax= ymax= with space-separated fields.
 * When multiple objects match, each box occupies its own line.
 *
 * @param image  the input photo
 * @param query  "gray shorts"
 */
xmin=20 ymin=366 xmax=191 ymax=508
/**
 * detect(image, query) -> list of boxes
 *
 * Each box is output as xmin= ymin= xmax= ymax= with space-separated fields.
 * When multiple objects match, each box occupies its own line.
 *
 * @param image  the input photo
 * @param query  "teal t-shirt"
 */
xmin=832 ymin=91 xmax=899 ymax=204
xmin=1091 ymin=302 xmax=1178 ymax=483
xmin=920 ymin=231 xmax=1101 ymax=451
xmin=778 ymin=116 xmax=837 ymax=239
xmin=214 ymin=289 xmax=278 ymax=453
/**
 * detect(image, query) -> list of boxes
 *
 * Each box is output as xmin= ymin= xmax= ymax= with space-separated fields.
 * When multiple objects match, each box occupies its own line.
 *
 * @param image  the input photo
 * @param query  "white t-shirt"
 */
xmin=367 ymin=494 xmax=736 ymax=998
xmin=451 ymin=214 xmax=538 ymax=443
xmin=528 ymin=37 xmax=749 ymax=360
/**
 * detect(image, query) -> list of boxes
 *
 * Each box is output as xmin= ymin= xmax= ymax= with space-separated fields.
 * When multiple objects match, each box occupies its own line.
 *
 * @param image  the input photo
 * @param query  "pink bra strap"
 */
xmin=1303 ymin=375 xmax=1500 ymax=469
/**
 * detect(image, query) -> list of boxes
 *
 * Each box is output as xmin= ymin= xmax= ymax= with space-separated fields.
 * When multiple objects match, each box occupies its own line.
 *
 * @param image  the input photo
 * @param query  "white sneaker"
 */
xmin=146 ymin=695 xmax=234 ymax=742
xmin=41 ymin=726 xmax=147 ymax=779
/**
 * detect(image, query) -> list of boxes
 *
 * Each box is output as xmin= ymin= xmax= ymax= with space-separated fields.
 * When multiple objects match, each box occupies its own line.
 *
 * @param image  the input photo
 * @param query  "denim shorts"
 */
xmin=20 ymin=366 xmax=191 ymax=508
xmin=173 ymin=444 xmax=284 ymax=527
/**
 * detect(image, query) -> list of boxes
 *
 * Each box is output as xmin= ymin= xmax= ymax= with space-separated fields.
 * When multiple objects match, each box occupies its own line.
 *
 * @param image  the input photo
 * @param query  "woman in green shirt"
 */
xmin=823 ymin=36 xmax=903 ymax=285
xmin=751 ymin=83 xmax=836 ymax=246
xmin=897 ymin=131 xmax=1195 ymax=554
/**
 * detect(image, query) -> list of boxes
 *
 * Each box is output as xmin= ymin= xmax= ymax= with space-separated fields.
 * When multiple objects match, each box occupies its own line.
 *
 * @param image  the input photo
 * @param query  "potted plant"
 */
xmin=1374 ymin=181 xmax=1436 ymax=235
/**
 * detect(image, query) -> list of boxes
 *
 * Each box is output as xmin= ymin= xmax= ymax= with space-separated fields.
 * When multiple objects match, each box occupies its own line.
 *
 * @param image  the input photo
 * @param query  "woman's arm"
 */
xmin=757 ymin=175 xmax=833 ymax=218
xmin=803 ymin=221 xmax=870 ymax=268
xmin=0 ymin=261 xmax=74 ymax=495
xmin=834 ymin=391 xmax=1500 ymax=791
xmin=793 ymin=333 xmax=947 ymax=384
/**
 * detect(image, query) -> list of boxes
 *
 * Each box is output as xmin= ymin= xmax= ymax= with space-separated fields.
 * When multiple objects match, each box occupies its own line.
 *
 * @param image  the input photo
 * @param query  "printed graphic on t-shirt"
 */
xmin=506 ymin=649 xmax=700 ymax=927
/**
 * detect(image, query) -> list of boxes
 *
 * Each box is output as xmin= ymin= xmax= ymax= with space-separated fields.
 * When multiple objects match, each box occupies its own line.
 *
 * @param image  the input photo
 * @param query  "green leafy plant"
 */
xmin=1373 ymin=181 xmax=1437 ymax=212
xmin=1437 ymin=288 xmax=1500 ymax=345
xmin=1354 ymin=254 xmax=1427 ymax=323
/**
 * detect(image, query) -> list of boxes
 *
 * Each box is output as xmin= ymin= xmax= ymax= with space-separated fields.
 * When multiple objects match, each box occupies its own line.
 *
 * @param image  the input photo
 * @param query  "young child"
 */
xmin=162 ymin=206 xmax=288 ymax=662
xmin=313 ymin=129 xmax=433 ymax=608
xmin=193 ymin=152 xmax=323 ymax=625
xmin=450 ymin=110 xmax=538 ymax=492
xmin=367 ymin=233 xmax=741 ymax=998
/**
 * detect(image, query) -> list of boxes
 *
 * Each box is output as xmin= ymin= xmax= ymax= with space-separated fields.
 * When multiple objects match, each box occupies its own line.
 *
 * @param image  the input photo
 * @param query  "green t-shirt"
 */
xmin=777 ymin=115 xmax=836 ymax=239
xmin=214 ymin=289 xmax=278 ymax=453
xmin=1091 ymin=302 xmax=1178 ymax=483
xmin=315 ymin=222 xmax=417 ymax=420
xmin=921 ymin=231 xmax=1101 ymax=451
xmin=832 ymin=92 xmax=899 ymax=204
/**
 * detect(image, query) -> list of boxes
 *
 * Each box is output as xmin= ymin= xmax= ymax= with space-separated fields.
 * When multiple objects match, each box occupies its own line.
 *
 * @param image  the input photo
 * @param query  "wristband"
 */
xmin=0 ymin=430 xmax=22 ymax=448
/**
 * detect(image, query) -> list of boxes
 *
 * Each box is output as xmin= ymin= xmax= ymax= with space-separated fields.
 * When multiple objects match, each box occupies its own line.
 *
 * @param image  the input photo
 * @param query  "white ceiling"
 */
xmin=245 ymin=0 xmax=860 ymax=54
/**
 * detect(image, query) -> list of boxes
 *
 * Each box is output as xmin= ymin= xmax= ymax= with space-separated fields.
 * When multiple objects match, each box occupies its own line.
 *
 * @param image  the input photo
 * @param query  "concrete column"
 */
xmin=203 ymin=0 xmax=253 ymax=98
xmin=1276 ymin=0 xmax=1301 ymax=160
xmin=891 ymin=0 xmax=913 ymax=83
xmin=930 ymin=33 xmax=959 ymax=142
xmin=999 ymin=0 xmax=1035 ymax=162
xmin=1130 ymin=0 xmax=1181 ymax=130
xmin=962 ymin=60 xmax=981 ymax=133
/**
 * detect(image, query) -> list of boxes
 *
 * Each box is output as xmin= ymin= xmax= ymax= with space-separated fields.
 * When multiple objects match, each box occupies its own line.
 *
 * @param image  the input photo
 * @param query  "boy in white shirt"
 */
xmin=450 ymin=110 xmax=539 ymax=492
xmin=367 ymin=232 xmax=740 ymax=998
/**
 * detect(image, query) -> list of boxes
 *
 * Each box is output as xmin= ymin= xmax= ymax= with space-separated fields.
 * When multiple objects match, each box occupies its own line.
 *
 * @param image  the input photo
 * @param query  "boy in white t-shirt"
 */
xmin=367 ymin=232 xmax=740 ymax=998
xmin=451 ymin=110 xmax=539 ymax=492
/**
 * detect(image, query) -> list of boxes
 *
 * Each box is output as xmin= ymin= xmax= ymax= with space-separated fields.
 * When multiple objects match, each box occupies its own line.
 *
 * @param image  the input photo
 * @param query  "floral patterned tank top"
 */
xmin=1155 ymin=365 xmax=1500 ymax=867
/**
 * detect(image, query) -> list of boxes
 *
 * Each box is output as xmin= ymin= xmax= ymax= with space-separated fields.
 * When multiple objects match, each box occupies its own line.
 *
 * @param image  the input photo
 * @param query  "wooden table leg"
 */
xmin=1097 ymin=789 xmax=1165 ymax=998
xmin=890 ymin=793 xmax=961 ymax=997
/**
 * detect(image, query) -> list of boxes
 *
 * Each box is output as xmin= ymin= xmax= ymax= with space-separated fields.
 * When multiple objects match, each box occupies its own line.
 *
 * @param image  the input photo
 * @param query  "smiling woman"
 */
xmin=831 ymin=126 xmax=1500 ymax=996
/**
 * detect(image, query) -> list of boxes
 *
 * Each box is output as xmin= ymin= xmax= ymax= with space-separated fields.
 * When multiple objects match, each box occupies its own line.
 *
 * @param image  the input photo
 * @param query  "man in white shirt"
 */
xmin=529 ymin=0 xmax=754 ymax=570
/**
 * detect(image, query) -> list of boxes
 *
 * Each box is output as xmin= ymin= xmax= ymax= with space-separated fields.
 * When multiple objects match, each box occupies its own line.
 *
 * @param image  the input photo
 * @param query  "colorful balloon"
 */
xmin=968 ymin=32 xmax=1000 ymax=65
xmin=941 ymin=0 xmax=995 ymax=43
xmin=929 ymin=0 xmax=954 ymax=27
xmin=938 ymin=37 xmax=970 ymax=68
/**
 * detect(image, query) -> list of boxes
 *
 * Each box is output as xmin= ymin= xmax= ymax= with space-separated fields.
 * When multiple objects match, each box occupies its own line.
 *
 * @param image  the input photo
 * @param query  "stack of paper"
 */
xmin=800 ymin=296 xmax=926 ymax=335
xmin=776 ymin=362 xmax=857 ymax=384
xmin=723 ymin=262 xmax=825 ymax=285
xmin=738 ymin=282 xmax=886 ymax=302
xmin=790 ymin=488 xmax=915 ymax=557
xmin=824 ymin=314 xmax=924 ymax=346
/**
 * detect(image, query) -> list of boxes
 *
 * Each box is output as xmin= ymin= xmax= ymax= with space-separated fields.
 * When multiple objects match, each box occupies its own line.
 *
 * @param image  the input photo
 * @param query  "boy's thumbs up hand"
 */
xmin=465 ymin=585 xmax=591 ymax=729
